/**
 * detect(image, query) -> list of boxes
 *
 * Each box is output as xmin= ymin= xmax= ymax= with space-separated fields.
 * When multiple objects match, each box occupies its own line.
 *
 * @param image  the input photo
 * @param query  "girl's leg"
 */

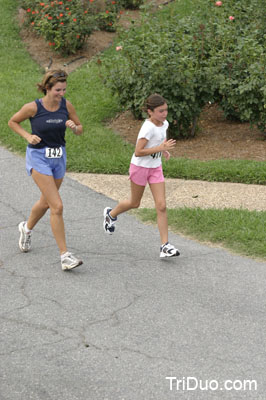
xmin=27 ymin=177 xmax=64 ymax=230
xmin=149 ymin=182 xmax=168 ymax=245
xmin=110 ymin=181 xmax=145 ymax=218
xmin=30 ymin=169 xmax=67 ymax=254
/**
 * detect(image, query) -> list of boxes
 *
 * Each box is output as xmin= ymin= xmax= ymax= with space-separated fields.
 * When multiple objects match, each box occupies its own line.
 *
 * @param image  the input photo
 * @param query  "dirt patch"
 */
xmin=18 ymin=7 xmax=265 ymax=161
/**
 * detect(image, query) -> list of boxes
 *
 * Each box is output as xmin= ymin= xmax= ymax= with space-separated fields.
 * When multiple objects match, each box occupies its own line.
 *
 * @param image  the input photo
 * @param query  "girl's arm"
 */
xmin=66 ymin=101 xmax=83 ymax=135
xmin=8 ymin=102 xmax=41 ymax=145
xmin=135 ymin=137 xmax=176 ymax=157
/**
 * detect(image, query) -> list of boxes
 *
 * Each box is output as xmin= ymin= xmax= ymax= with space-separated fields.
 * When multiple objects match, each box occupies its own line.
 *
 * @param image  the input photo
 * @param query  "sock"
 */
xmin=61 ymin=252 xmax=69 ymax=260
xmin=25 ymin=223 xmax=32 ymax=233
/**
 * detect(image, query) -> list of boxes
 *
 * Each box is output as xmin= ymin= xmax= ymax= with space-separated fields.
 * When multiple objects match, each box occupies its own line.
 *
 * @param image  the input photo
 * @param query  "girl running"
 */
xmin=8 ymin=69 xmax=83 ymax=270
xmin=103 ymin=94 xmax=180 ymax=258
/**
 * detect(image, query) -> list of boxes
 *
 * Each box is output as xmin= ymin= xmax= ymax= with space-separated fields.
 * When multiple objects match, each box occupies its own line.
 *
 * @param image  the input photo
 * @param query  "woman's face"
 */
xmin=47 ymin=81 xmax=67 ymax=101
xmin=148 ymin=103 xmax=168 ymax=124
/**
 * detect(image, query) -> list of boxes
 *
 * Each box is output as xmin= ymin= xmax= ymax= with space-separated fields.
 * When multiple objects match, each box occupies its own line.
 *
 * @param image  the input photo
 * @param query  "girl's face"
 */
xmin=47 ymin=81 xmax=67 ymax=101
xmin=148 ymin=103 xmax=168 ymax=125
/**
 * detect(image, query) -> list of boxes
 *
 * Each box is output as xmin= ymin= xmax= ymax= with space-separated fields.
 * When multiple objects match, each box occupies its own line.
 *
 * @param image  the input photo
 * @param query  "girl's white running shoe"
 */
xmin=160 ymin=242 xmax=180 ymax=258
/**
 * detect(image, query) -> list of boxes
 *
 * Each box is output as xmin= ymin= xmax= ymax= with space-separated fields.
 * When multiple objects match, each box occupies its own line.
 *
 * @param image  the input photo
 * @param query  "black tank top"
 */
xmin=28 ymin=98 xmax=69 ymax=148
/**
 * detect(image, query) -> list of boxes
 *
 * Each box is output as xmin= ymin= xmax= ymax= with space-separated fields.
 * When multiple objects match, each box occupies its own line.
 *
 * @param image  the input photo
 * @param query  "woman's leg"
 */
xmin=27 ymin=177 xmax=64 ymax=230
xmin=110 ymin=181 xmax=146 ymax=218
xmin=30 ymin=169 xmax=67 ymax=254
xmin=149 ymin=182 xmax=168 ymax=245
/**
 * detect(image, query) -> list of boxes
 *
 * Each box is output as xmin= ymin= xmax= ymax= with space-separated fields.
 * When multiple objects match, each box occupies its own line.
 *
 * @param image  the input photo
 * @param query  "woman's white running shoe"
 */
xmin=160 ymin=242 xmax=180 ymax=258
xmin=18 ymin=221 xmax=32 ymax=252
xmin=61 ymin=252 xmax=83 ymax=270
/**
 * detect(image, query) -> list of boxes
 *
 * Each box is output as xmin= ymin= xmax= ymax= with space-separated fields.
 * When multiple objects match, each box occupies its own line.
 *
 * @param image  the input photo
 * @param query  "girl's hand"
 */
xmin=66 ymin=119 xmax=77 ymax=133
xmin=162 ymin=139 xmax=176 ymax=151
xmin=163 ymin=150 xmax=170 ymax=161
xmin=27 ymin=134 xmax=41 ymax=145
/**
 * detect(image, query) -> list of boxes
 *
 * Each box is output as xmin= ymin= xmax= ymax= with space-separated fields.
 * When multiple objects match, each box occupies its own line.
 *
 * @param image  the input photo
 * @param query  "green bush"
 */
xmin=100 ymin=0 xmax=266 ymax=137
xmin=101 ymin=14 xmax=216 ymax=138
xmin=20 ymin=0 xmax=144 ymax=52
xmin=206 ymin=0 xmax=266 ymax=130
xmin=21 ymin=0 xmax=96 ymax=54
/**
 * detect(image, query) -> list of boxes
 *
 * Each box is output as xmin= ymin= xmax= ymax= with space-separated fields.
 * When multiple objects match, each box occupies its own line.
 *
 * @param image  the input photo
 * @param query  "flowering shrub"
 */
xmin=94 ymin=0 xmax=121 ymax=32
xmin=101 ymin=0 xmax=266 ymax=137
xmin=21 ymin=0 xmax=96 ymax=54
xmin=21 ymin=0 xmax=144 ymax=53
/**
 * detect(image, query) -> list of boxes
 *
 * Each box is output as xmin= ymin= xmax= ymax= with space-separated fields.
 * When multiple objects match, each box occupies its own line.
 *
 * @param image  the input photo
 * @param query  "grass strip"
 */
xmin=136 ymin=207 xmax=266 ymax=260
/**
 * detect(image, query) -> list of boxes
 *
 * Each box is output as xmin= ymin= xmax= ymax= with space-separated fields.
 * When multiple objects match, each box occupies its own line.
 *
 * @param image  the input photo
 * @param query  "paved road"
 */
xmin=1 ymin=146 xmax=266 ymax=400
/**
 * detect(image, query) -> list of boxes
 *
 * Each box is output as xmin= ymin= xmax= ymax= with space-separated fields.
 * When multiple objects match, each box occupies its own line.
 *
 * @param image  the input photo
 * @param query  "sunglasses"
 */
xmin=52 ymin=72 xmax=66 ymax=78
xmin=46 ymin=72 xmax=67 ymax=83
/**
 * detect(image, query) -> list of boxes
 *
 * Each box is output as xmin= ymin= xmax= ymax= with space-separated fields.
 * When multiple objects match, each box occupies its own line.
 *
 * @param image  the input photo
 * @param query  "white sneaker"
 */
xmin=18 ymin=221 xmax=32 ymax=252
xmin=160 ymin=242 xmax=180 ymax=258
xmin=61 ymin=252 xmax=83 ymax=270
xmin=103 ymin=207 xmax=117 ymax=234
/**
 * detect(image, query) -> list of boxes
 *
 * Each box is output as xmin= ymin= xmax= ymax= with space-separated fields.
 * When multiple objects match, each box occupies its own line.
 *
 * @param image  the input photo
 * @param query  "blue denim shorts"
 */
xmin=26 ymin=146 xmax=67 ymax=179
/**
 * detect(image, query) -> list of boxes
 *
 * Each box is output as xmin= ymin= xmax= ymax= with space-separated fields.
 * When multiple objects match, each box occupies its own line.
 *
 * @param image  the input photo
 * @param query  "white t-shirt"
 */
xmin=130 ymin=119 xmax=169 ymax=168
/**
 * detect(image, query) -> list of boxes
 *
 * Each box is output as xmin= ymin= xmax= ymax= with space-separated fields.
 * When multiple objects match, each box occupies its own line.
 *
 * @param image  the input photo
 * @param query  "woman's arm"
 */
xmin=66 ymin=101 xmax=83 ymax=135
xmin=134 ymin=137 xmax=176 ymax=157
xmin=8 ymin=102 xmax=41 ymax=145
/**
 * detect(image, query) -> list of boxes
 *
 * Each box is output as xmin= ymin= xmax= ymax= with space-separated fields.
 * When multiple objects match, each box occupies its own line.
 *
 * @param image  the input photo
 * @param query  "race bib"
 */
xmin=45 ymin=147 xmax=63 ymax=159
xmin=151 ymin=151 xmax=162 ymax=159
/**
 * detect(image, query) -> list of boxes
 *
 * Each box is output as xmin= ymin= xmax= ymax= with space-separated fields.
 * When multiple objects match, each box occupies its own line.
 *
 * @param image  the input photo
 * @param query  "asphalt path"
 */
xmin=1 ymin=146 xmax=265 ymax=400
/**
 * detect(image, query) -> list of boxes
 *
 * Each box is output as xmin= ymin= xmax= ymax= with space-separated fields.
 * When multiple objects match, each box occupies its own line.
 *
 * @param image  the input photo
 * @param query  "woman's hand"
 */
xmin=66 ymin=119 xmax=78 ymax=133
xmin=27 ymin=134 xmax=41 ymax=145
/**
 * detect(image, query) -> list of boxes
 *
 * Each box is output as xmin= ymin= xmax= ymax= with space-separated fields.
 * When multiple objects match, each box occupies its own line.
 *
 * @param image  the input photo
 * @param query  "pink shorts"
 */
xmin=129 ymin=163 xmax=165 ymax=186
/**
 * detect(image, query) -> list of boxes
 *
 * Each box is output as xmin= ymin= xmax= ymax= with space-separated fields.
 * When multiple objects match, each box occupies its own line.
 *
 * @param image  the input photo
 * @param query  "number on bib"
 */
xmin=45 ymin=147 xmax=63 ymax=158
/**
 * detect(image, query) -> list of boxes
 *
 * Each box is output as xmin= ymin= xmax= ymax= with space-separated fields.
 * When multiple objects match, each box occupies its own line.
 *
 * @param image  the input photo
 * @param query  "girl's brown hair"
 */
xmin=37 ymin=69 xmax=68 ymax=94
xmin=144 ymin=93 xmax=167 ymax=112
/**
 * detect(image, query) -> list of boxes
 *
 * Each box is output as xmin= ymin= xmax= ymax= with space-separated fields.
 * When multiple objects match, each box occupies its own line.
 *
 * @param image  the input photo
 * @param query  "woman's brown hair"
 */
xmin=37 ymin=69 xmax=68 ymax=94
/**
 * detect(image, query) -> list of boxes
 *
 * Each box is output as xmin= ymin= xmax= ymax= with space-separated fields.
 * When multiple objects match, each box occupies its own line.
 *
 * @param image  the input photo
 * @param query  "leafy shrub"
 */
xmin=101 ymin=14 xmax=216 ymax=138
xmin=206 ymin=0 xmax=266 ymax=131
xmin=101 ymin=0 xmax=266 ymax=137
xmin=21 ymin=0 xmax=96 ymax=54
xmin=20 ymin=0 xmax=144 ymax=52
xmin=94 ymin=0 xmax=121 ymax=32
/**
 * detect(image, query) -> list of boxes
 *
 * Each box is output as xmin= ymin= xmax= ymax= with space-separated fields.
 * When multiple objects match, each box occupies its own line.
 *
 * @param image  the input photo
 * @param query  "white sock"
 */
xmin=25 ymin=223 xmax=32 ymax=233
xmin=61 ymin=252 xmax=69 ymax=260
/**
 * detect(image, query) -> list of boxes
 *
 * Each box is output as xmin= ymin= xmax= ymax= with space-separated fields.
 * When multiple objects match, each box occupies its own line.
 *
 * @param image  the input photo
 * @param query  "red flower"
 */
xmin=27 ymin=8 xmax=31 ymax=12
xmin=59 ymin=13 xmax=63 ymax=17
xmin=60 ymin=22 xmax=64 ymax=24
xmin=106 ymin=10 xmax=109 ymax=13
xmin=48 ymin=16 xmax=52 ymax=20
xmin=76 ymin=34 xmax=80 ymax=38
xmin=40 ymin=2 xmax=45 ymax=5
xmin=73 ymin=18 xmax=77 ymax=21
